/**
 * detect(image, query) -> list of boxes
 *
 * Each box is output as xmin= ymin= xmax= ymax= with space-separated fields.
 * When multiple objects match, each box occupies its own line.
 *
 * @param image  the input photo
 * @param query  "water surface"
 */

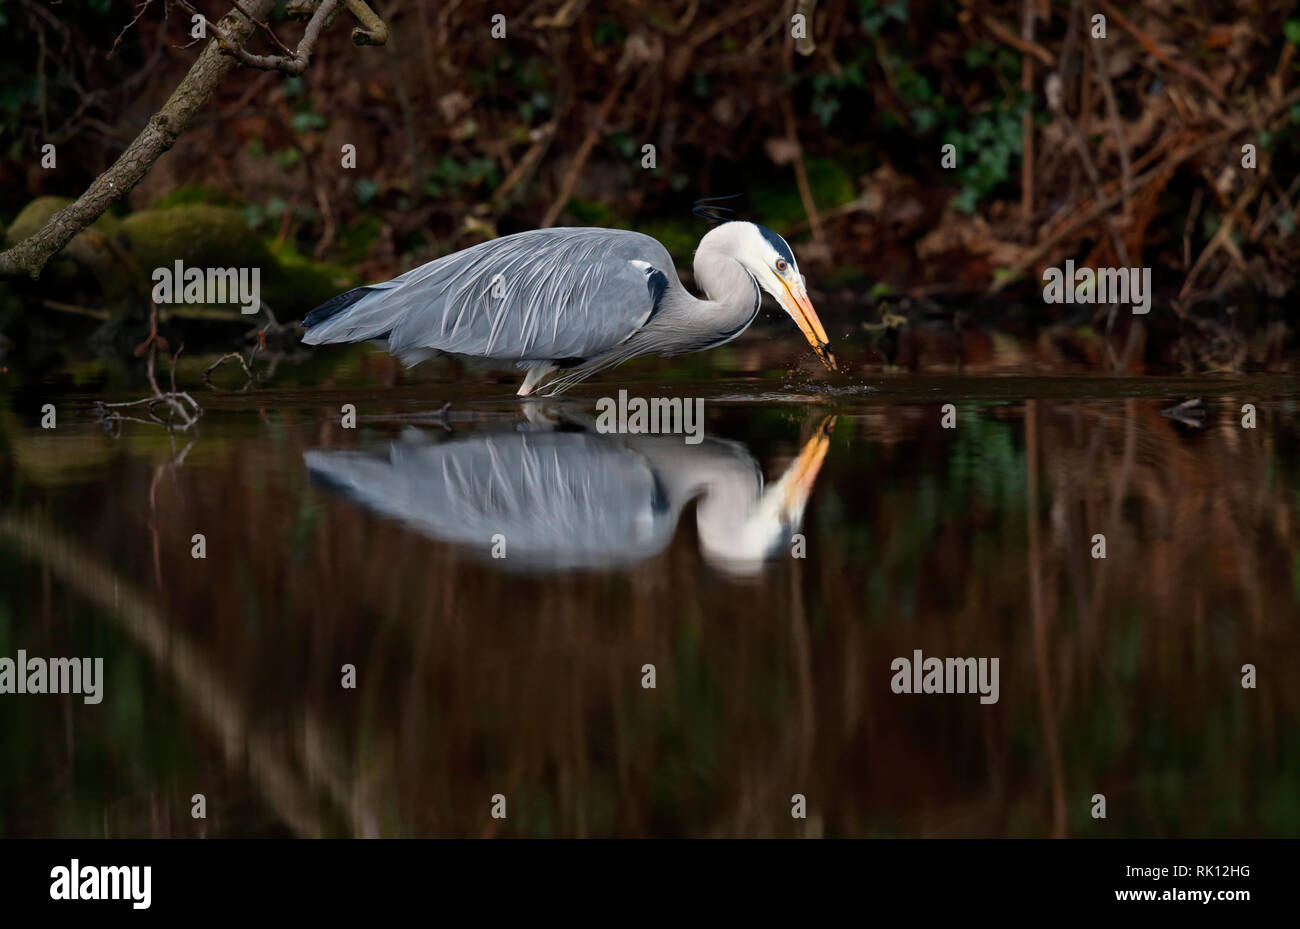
xmin=1 ymin=341 xmax=1297 ymax=837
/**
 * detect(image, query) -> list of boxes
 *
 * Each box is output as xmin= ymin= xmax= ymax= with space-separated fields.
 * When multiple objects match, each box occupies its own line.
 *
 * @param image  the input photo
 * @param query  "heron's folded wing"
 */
xmin=305 ymin=228 xmax=673 ymax=363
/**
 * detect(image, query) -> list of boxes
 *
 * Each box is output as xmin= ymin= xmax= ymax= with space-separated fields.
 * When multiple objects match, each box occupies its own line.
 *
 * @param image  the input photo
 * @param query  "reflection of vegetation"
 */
xmin=817 ymin=408 xmax=1027 ymax=626
xmin=650 ymin=629 xmax=723 ymax=833
xmin=947 ymin=409 xmax=1026 ymax=514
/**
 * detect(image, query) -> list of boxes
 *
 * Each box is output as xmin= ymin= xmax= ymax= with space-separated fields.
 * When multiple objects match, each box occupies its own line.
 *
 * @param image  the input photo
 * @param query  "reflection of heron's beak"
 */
xmin=776 ymin=276 xmax=838 ymax=372
xmin=695 ymin=414 xmax=838 ymax=575
xmin=781 ymin=415 xmax=837 ymax=514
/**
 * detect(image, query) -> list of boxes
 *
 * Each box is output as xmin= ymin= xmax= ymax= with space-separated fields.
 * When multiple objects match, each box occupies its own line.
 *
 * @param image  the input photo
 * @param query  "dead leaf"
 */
xmin=764 ymin=138 xmax=801 ymax=166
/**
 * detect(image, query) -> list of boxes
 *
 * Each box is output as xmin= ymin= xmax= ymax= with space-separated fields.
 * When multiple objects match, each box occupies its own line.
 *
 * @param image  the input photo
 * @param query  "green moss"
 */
xmin=149 ymin=186 xmax=249 ymax=211
xmin=5 ymin=196 xmax=133 ymax=297
xmin=120 ymin=205 xmax=275 ymax=271
xmin=9 ymin=196 xmax=68 ymax=246
xmin=121 ymin=206 xmax=355 ymax=315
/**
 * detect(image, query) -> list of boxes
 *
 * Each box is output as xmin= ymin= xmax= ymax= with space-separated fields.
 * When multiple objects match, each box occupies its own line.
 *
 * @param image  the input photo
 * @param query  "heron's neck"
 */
xmin=690 ymin=246 xmax=759 ymax=323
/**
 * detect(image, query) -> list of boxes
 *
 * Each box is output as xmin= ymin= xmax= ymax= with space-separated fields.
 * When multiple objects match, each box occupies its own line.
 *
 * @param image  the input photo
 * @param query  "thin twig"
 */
xmin=781 ymin=96 xmax=826 ymax=250
xmin=991 ymin=86 xmax=1300 ymax=294
xmin=109 ymin=0 xmax=156 ymax=59
xmin=175 ymin=0 xmax=343 ymax=75
xmin=1019 ymin=0 xmax=1036 ymax=229
xmin=984 ymin=13 xmax=1055 ymax=67
xmin=1094 ymin=0 xmax=1226 ymax=102
xmin=203 ymin=348 xmax=259 ymax=388
xmin=1089 ymin=7 xmax=1133 ymax=221
xmin=229 ymin=0 xmax=297 ymax=56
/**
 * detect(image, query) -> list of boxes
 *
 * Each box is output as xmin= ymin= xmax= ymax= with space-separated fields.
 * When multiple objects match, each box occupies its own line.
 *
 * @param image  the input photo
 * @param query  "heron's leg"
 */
xmin=539 ymin=352 xmax=622 ymax=396
xmin=519 ymin=401 xmax=562 ymax=427
xmin=517 ymin=362 xmax=556 ymax=397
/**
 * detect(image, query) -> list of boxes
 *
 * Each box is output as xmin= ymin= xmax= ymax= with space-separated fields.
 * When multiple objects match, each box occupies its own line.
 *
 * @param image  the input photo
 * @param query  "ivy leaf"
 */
xmin=355 ymin=178 xmax=379 ymax=205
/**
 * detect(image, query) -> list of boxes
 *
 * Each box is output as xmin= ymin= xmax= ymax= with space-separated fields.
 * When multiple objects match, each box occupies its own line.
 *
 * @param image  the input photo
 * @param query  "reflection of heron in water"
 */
xmin=305 ymin=416 xmax=835 ymax=575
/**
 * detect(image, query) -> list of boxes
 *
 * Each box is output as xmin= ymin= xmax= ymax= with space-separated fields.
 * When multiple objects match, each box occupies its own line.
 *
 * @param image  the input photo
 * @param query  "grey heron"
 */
xmin=304 ymin=416 xmax=835 ymax=574
xmin=301 ymin=220 xmax=837 ymax=396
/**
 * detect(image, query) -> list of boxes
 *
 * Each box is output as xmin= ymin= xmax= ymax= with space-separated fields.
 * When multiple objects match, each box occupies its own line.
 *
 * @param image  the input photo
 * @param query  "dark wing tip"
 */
xmin=302 ymin=285 xmax=371 ymax=328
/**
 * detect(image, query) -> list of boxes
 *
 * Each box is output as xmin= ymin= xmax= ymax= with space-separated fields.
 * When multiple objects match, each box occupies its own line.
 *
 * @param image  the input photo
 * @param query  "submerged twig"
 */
xmin=94 ymin=391 xmax=203 ymax=434
xmin=203 ymin=343 xmax=261 ymax=389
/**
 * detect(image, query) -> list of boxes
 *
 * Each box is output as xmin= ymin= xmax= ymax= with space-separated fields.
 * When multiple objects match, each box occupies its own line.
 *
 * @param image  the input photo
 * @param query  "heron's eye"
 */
xmin=775 ymin=258 xmax=788 ymax=273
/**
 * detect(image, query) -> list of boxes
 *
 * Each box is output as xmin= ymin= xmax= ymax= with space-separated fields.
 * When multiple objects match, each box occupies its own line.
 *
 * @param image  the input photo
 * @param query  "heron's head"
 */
xmin=704 ymin=221 xmax=837 ymax=371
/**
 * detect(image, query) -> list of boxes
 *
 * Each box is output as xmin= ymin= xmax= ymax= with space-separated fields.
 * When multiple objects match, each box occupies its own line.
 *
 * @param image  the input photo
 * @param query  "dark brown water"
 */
xmin=1 ymin=338 xmax=1298 ymax=837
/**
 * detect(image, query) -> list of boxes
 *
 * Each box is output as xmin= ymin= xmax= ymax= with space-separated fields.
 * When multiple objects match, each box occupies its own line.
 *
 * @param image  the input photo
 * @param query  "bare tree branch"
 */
xmin=0 ymin=0 xmax=277 ymax=279
xmin=177 ymin=0 xmax=343 ymax=75
xmin=344 ymin=0 xmax=389 ymax=46
xmin=0 ymin=0 xmax=388 ymax=280
xmin=109 ymin=0 xmax=158 ymax=59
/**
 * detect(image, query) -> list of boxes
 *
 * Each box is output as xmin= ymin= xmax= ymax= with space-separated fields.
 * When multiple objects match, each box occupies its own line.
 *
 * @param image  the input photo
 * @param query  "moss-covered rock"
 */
xmin=8 ymin=199 xmax=355 ymax=320
xmin=122 ymin=205 xmax=272 ymax=318
xmin=120 ymin=204 xmax=276 ymax=273
xmin=5 ymin=196 xmax=132 ymax=297
xmin=121 ymin=204 xmax=354 ymax=317
xmin=149 ymin=186 xmax=249 ymax=211
xmin=7 ymin=196 xmax=69 ymax=246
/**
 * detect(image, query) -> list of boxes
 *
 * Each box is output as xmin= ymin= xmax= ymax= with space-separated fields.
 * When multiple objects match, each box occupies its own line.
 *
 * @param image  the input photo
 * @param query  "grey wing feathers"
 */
xmin=301 ymin=228 xmax=673 ymax=363
xmin=304 ymin=433 xmax=672 ymax=568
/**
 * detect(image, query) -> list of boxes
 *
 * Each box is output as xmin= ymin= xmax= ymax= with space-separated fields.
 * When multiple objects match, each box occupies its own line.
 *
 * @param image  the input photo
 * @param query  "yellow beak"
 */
xmin=781 ymin=415 xmax=838 ymax=514
xmin=776 ymin=276 xmax=838 ymax=372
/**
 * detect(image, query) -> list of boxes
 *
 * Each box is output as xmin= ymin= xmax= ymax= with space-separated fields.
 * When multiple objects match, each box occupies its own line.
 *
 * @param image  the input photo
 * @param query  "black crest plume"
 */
xmin=692 ymin=193 xmax=744 ymax=225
